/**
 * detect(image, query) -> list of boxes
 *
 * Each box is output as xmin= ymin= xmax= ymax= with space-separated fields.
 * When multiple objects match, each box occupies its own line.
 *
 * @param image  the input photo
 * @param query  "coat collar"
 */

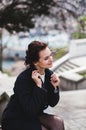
xmin=29 ymin=64 xmax=53 ymax=82
xmin=30 ymin=64 xmax=37 ymax=71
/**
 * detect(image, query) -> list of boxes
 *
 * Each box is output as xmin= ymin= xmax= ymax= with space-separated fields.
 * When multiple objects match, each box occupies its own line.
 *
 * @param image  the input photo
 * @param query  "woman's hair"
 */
xmin=25 ymin=41 xmax=48 ymax=65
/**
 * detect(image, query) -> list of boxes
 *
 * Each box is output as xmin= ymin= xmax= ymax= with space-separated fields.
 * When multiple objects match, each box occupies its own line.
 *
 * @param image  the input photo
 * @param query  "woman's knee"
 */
xmin=51 ymin=116 xmax=65 ymax=130
xmin=41 ymin=125 xmax=48 ymax=130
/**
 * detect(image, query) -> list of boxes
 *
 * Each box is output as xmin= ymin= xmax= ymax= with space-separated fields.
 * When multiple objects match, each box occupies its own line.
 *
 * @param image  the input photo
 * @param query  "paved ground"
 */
xmin=52 ymin=89 xmax=86 ymax=130
xmin=0 ymin=71 xmax=86 ymax=130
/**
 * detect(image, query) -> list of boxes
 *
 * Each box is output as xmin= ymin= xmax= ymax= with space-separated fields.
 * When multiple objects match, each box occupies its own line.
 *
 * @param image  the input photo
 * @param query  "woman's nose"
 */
xmin=50 ymin=56 xmax=53 ymax=61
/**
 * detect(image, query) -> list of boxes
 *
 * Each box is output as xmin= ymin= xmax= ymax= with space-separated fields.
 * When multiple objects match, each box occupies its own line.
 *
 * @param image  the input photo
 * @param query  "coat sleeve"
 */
xmin=48 ymin=84 xmax=60 ymax=107
xmin=45 ymin=69 xmax=60 ymax=107
xmin=13 ymin=76 xmax=48 ymax=118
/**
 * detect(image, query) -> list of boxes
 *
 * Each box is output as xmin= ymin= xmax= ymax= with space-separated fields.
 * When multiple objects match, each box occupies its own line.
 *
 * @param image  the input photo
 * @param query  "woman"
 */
xmin=1 ymin=41 xmax=65 ymax=130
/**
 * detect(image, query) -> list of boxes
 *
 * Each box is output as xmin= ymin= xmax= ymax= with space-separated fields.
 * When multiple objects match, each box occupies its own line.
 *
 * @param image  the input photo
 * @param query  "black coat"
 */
xmin=1 ymin=64 xmax=60 ymax=130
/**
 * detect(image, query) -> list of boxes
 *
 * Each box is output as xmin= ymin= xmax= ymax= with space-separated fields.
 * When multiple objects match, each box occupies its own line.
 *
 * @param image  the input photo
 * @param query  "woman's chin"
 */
xmin=48 ymin=64 xmax=53 ymax=68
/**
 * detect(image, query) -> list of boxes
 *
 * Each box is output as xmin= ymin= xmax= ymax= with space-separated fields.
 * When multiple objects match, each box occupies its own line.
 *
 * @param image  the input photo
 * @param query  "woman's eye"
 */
xmin=44 ymin=57 xmax=49 ymax=60
xmin=44 ymin=53 xmax=52 ymax=60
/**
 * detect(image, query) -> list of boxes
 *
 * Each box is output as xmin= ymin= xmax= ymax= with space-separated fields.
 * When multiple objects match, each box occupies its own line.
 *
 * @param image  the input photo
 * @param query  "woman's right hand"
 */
xmin=32 ymin=70 xmax=42 ymax=88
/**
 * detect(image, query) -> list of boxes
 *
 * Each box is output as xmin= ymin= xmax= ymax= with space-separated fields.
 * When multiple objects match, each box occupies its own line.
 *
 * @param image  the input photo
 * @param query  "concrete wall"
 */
xmin=77 ymin=79 xmax=86 ymax=89
xmin=0 ymin=93 xmax=9 ymax=125
xmin=60 ymin=77 xmax=86 ymax=91
xmin=69 ymin=39 xmax=86 ymax=58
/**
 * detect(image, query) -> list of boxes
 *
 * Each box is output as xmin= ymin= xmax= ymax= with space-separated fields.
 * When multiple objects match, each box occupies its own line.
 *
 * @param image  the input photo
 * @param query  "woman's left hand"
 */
xmin=50 ymin=73 xmax=60 ymax=88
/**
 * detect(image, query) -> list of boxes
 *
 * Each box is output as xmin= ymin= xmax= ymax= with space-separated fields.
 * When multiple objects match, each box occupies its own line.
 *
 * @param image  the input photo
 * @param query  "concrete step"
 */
xmin=55 ymin=60 xmax=80 ymax=74
xmin=58 ymin=67 xmax=67 ymax=72
xmin=66 ymin=60 xmax=80 ymax=68
xmin=61 ymin=64 xmax=72 ymax=70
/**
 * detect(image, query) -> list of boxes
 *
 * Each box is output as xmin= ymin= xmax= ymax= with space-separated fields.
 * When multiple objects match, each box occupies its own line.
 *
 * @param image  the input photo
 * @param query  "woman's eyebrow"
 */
xmin=44 ymin=53 xmax=52 ymax=59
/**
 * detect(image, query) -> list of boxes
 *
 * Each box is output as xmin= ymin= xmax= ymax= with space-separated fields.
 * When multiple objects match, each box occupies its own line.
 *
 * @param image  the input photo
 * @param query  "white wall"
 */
xmin=69 ymin=39 xmax=86 ymax=58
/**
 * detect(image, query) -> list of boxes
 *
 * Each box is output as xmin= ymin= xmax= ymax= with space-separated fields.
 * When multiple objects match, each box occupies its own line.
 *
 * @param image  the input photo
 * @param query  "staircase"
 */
xmin=55 ymin=60 xmax=80 ymax=75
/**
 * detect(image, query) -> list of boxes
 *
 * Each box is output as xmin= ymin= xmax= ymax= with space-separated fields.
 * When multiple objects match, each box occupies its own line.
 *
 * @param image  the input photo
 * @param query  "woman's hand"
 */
xmin=50 ymin=73 xmax=60 ymax=89
xmin=32 ymin=70 xmax=42 ymax=88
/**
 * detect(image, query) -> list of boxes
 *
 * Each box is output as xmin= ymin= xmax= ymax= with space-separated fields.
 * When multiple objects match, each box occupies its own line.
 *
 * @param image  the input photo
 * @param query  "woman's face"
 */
xmin=35 ymin=47 xmax=53 ymax=69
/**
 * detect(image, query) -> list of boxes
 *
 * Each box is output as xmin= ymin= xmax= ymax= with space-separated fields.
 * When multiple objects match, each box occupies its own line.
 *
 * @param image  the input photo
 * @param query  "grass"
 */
xmin=79 ymin=73 xmax=86 ymax=77
xmin=2 ymin=70 xmax=12 ymax=76
xmin=52 ymin=47 xmax=68 ymax=61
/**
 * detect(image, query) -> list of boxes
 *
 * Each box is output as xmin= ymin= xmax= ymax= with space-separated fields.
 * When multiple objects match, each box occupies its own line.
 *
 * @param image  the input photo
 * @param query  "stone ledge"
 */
xmin=0 ymin=92 xmax=9 ymax=103
xmin=60 ymin=72 xmax=83 ymax=82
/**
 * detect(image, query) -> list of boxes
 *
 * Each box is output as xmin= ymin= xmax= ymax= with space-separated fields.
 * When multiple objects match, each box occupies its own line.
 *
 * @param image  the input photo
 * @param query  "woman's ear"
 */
xmin=34 ymin=62 xmax=38 ymax=66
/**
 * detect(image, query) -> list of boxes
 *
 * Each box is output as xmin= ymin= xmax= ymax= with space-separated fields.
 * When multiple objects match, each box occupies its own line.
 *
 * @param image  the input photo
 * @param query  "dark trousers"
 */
xmin=39 ymin=113 xmax=65 ymax=130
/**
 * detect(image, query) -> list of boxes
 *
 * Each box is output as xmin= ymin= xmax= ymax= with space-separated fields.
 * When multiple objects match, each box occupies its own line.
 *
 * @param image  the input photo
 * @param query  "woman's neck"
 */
xmin=34 ymin=65 xmax=45 ymax=75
